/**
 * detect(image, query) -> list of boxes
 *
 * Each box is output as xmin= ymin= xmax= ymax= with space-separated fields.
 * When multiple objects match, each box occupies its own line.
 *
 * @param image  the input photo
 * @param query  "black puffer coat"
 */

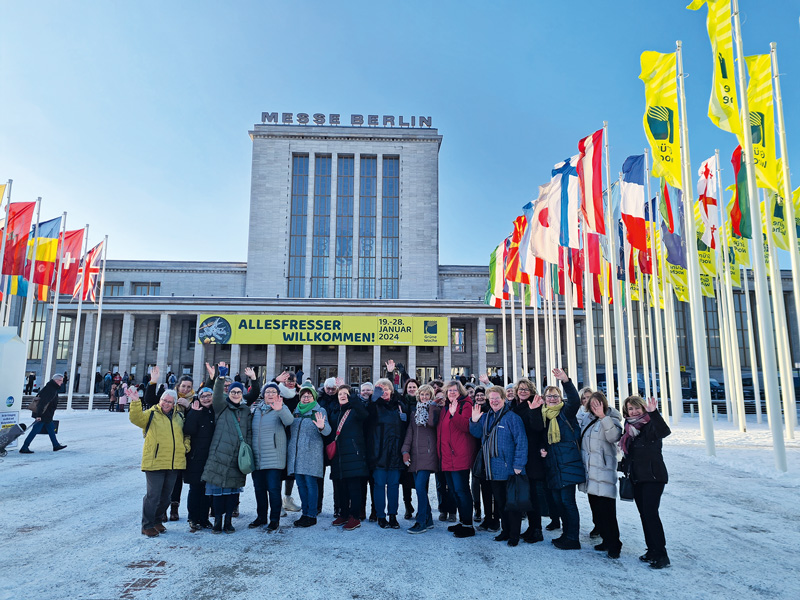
xmin=622 ymin=408 xmax=671 ymax=484
xmin=513 ymin=401 xmax=548 ymax=481
xmin=367 ymin=392 xmax=408 ymax=470
xmin=327 ymin=398 xmax=369 ymax=480
xmin=201 ymin=377 xmax=252 ymax=489
xmin=33 ymin=380 xmax=60 ymax=424
xmin=183 ymin=405 xmax=215 ymax=486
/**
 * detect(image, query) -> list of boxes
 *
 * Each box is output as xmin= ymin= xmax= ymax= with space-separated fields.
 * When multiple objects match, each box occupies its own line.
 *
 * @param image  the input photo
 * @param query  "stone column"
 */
xmin=407 ymin=346 xmax=417 ymax=381
xmin=155 ymin=313 xmax=171 ymax=386
xmin=192 ymin=314 xmax=205 ymax=385
xmin=338 ymin=345 xmax=347 ymax=381
xmin=230 ymin=344 xmax=241 ymax=380
xmin=302 ymin=345 xmax=311 ymax=380
xmin=373 ymin=345 xmax=381 ymax=383
xmin=266 ymin=344 xmax=277 ymax=381
xmin=442 ymin=317 xmax=452 ymax=380
xmin=477 ymin=316 xmax=487 ymax=379
xmin=116 ymin=312 xmax=133 ymax=381
xmin=78 ymin=312 xmax=96 ymax=394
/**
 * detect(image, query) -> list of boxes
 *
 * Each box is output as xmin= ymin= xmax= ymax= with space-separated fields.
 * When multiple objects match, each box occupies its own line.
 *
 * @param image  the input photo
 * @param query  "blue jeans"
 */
xmin=372 ymin=468 xmax=401 ymax=518
xmin=295 ymin=474 xmax=320 ymax=518
xmin=21 ymin=420 xmax=60 ymax=450
xmin=252 ymin=469 xmax=282 ymax=523
xmin=553 ymin=484 xmax=580 ymax=541
xmin=445 ymin=470 xmax=473 ymax=526
xmin=413 ymin=470 xmax=433 ymax=526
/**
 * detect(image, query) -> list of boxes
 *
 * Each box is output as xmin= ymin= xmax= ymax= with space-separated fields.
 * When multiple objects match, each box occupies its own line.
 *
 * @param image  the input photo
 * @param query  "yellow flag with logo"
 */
xmin=745 ymin=54 xmax=778 ymax=192
xmin=640 ymin=51 xmax=682 ymax=189
xmin=687 ymin=0 xmax=741 ymax=136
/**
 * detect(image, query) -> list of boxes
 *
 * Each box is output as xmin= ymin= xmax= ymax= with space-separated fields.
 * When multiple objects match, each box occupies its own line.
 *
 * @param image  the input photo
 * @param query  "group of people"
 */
xmin=130 ymin=360 xmax=672 ymax=569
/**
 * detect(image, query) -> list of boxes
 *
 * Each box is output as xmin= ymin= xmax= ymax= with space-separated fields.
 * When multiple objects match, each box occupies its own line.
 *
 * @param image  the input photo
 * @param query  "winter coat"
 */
xmin=469 ymin=405 xmax=528 ymax=481
xmin=129 ymin=400 xmax=189 ymax=471
xmin=622 ymin=409 xmax=671 ymax=484
xmin=183 ymin=405 xmax=216 ymax=486
xmin=251 ymin=401 xmax=294 ymax=470
xmin=201 ymin=377 xmax=253 ymax=489
xmin=401 ymin=403 xmax=440 ymax=473
xmin=543 ymin=380 xmax=586 ymax=489
xmin=437 ymin=396 xmax=478 ymax=472
xmin=327 ymin=398 xmax=369 ymax=480
xmin=578 ymin=407 xmax=623 ymax=498
xmin=287 ymin=405 xmax=331 ymax=478
xmin=367 ymin=391 xmax=408 ymax=471
xmin=33 ymin=380 xmax=61 ymax=424
xmin=513 ymin=401 xmax=548 ymax=481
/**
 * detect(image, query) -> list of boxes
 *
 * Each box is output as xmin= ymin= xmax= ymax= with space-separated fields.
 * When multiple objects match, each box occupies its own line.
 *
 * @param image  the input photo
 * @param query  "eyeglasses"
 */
xmin=545 ymin=394 xmax=560 ymax=400
xmin=229 ymin=390 xmax=243 ymax=395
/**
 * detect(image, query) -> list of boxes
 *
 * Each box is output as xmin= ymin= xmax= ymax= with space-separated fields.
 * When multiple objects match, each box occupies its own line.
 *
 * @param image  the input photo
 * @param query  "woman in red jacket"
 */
xmin=436 ymin=380 xmax=477 ymax=538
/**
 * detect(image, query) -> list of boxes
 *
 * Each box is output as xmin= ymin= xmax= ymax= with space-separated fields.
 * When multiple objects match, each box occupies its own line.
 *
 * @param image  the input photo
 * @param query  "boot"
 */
xmin=388 ymin=515 xmax=400 ymax=529
xmin=223 ymin=515 xmax=235 ymax=534
xmin=212 ymin=517 xmax=223 ymax=534
xmin=169 ymin=502 xmax=180 ymax=521
xmin=403 ymin=502 xmax=414 ymax=520
xmin=522 ymin=528 xmax=543 ymax=543
xmin=649 ymin=553 xmax=670 ymax=569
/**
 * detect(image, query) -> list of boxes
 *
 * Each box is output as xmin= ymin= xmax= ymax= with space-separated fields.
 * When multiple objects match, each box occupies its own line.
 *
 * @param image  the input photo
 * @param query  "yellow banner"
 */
xmin=640 ymin=51 xmax=682 ymax=189
xmin=667 ymin=263 xmax=689 ymax=302
xmin=687 ymin=0 xmax=741 ymax=136
xmin=745 ymin=54 xmax=778 ymax=192
xmin=698 ymin=246 xmax=716 ymax=277
xmin=630 ymin=281 xmax=640 ymax=302
xmin=197 ymin=315 xmax=448 ymax=346
xmin=700 ymin=272 xmax=715 ymax=298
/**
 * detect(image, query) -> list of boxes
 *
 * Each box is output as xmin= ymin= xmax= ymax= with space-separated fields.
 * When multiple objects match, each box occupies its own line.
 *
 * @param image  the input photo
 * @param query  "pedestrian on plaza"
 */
xmin=103 ymin=371 xmax=112 ymax=396
xmin=183 ymin=386 xmax=216 ymax=531
xmin=129 ymin=386 xmax=189 ymax=537
xmin=168 ymin=372 xmax=177 ymax=390
xmin=117 ymin=384 xmax=128 ymax=412
xmin=274 ymin=371 xmax=303 ymax=514
xmin=19 ymin=374 xmax=68 ymax=454
xmin=61 ymin=371 xmax=69 ymax=394
xmin=109 ymin=383 xmax=119 ymax=412
xmin=401 ymin=384 xmax=440 ymax=534
xmin=619 ymin=395 xmax=671 ymax=569
xmin=25 ymin=372 xmax=35 ymax=395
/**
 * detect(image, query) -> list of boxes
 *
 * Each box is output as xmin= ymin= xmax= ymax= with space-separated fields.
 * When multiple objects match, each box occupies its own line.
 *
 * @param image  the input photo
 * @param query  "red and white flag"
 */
xmin=73 ymin=240 xmax=103 ymax=302
xmin=55 ymin=229 xmax=85 ymax=294
xmin=577 ymin=129 xmax=605 ymax=235
xmin=696 ymin=155 xmax=719 ymax=249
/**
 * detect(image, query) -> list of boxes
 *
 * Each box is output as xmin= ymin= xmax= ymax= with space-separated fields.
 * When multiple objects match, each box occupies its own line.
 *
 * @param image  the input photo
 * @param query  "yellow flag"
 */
xmin=640 ymin=51 xmax=682 ymax=189
xmin=700 ymin=272 xmax=715 ymax=298
xmin=745 ymin=54 xmax=778 ymax=191
xmin=667 ymin=263 xmax=689 ymax=302
xmin=687 ymin=0 xmax=741 ymax=136
xmin=0 ymin=183 xmax=6 ymax=202
xmin=630 ymin=281 xmax=640 ymax=302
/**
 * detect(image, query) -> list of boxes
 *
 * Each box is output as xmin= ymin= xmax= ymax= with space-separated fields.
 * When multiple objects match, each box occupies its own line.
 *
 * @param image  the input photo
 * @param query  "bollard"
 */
xmin=713 ymin=405 xmax=718 ymax=421
xmin=690 ymin=403 xmax=695 ymax=417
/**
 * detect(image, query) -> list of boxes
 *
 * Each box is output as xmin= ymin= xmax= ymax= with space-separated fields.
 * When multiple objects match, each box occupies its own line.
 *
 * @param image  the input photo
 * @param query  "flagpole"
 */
xmin=544 ymin=267 xmax=554 ymax=386
xmin=509 ymin=285 xmax=519 ymax=383
xmin=742 ymin=267 xmax=762 ymax=424
xmin=582 ymin=221 xmax=597 ymax=390
xmin=554 ymin=271 xmax=563 ymax=374
xmin=532 ymin=277 xmax=542 ymax=389
xmin=637 ymin=266 xmax=651 ymax=400
xmin=601 ymin=262 xmax=616 ymax=410
xmin=660 ymin=226 xmax=683 ymax=423
xmin=563 ymin=257 xmax=578 ymax=382
xmin=732 ymin=0 xmax=786 ymax=471
xmin=715 ymin=150 xmax=747 ymax=430
xmin=0 ymin=180 xmax=12 ymax=323
xmin=676 ymin=41 xmax=715 ymax=456
xmin=500 ymin=298 xmax=508 ymax=385
xmin=20 ymin=198 xmax=42 ymax=350
xmin=603 ymin=122 xmax=628 ymax=401
xmin=771 ymin=42 xmax=800 ymax=433
xmin=716 ymin=272 xmax=736 ymax=425
xmin=43 ymin=212 xmax=67 ymax=382
xmin=520 ymin=283 xmax=529 ymax=379
xmin=621 ymin=203 xmax=639 ymax=396
xmin=88 ymin=235 xmax=108 ymax=410
xmin=67 ymin=225 xmax=90 ymax=411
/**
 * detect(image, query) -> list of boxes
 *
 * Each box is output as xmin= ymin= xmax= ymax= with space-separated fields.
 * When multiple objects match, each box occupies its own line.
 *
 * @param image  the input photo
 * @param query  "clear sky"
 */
xmin=2 ymin=1 xmax=798 ymax=267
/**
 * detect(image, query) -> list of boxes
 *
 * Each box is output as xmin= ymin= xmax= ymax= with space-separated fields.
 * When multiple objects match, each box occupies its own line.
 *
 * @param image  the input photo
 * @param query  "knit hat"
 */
xmin=323 ymin=377 xmax=336 ymax=389
xmin=298 ymin=381 xmax=318 ymax=401
xmin=198 ymin=387 xmax=213 ymax=396
xmin=228 ymin=382 xmax=245 ymax=394
xmin=261 ymin=382 xmax=280 ymax=396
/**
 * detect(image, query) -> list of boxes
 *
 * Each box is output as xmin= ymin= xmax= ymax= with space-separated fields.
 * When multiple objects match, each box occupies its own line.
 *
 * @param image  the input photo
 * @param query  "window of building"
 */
xmin=416 ymin=367 xmax=437 ymax=382
xmin=311 ymin=154 xmax=331 ymax=298
xmin=335 ymin=155 xmax=354 ymax=298
xmin=704 ymin=297 xmax=722 ymax=368
xmin=56 ymin=315 xmax=73 ymax=360
xmin=317 ymin=365 xmax=337 ymax=382
xmin=104 ymin=282 xmax=125 ymax=297
xmin=132 ymin=282 xmax=160 ymax=296
xmin=593 ymin=306 xmax=606 ymax=365
xmin=451 ymin=366 xmax=470 ymax=378
xmin=674 ymin=302 xmax=689 ymax=367
xmin=486 ymin=325 xmax=498 ymax=353
xmin=288 ymin=154 xmax=309 ymax=298
xmin=152 ymin=323 xmax=160 ymax=351
xmin=418 ymin=345 xmax=434 ymax=353
xmin=451 ymin=326 xmax=466 ymax=353
xmin=732 ymin=291 xmax=750 ymax=368
xmin=27 ymin=300 xmax=47 ymax=360
xmin=349 ymin=365 xmax=372 ymax=385
xmin=358 ymin=155 xmax=377 ymax=298
xmin=381 ymin=156 xmax=399 ymax=299
xmin=187 ymin=324 xmax=196 ymax=350
xmin=353 ymin=345 xmax=369 ymax=352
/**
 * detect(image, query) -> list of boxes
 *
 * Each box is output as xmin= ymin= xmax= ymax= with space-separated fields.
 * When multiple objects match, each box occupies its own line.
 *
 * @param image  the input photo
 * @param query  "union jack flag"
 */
xmin=73 ymin=241 xmax=103 ymax=302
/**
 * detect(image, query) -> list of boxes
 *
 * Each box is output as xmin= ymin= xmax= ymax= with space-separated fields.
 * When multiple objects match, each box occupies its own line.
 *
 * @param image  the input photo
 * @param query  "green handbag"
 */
xmin=231 ymin=410 xmax=254 ymax=475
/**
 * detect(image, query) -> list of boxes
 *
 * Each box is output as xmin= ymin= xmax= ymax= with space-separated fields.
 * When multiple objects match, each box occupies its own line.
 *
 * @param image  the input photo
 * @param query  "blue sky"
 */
xmin=1 ymin=1 xmax=798 ymax=267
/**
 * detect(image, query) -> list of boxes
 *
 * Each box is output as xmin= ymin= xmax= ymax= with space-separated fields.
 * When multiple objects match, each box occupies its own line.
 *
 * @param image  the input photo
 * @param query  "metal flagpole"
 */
xmin=742 ymin=267 xmax=762 ymax=424
xmin=622 ymin=210 xmax=639 ymax=396
xmin=509 ymin=285 xmax=519 ymax=382
xmin=555 ymin=275 xmax=563 ymax=374
xmin=582 ymin=220 xmax=597 ymax=390
xmin=520 ymin=283 xmax=529 ymax=379
xmin=545 ymin=269 xmax=555 ymax=386
xmin=716 ymin=273 xmax=736 ymax=426
xmin=563 ymin=257 xmax=578 ymax=381
xmin=0 ymin=180 xmax=13 ymax=322
xmin=533 ymin=278 xmax=542 ymax=389
xmin=88 ymin=235 xmax=108 ymax=410
xmin=67 ymin=225 xmax=90 ymax=410
xmin=771 ymin=42 xmax=799 ymax=433
xmin=20 ymin=198 xmax=42 ymax=349
xmin=44 ymin=212 xmax=67 ymax=382
xmin=676 ymin=41 xmax=715 ymax=455
xmin=501 ymin=298 xmax=508 ymax=385
xmin=660 ymin=230 xmax=683 ymax=422
xmin=637 ymin=266 xmax=651 ymax=400
xmin=601 ymin=263 xmax=616 ymax=410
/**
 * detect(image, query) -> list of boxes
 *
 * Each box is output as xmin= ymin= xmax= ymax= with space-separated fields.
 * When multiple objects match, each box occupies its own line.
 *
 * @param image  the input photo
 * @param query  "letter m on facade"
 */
xmin=262 ymin=112 xmax=279 ymax=123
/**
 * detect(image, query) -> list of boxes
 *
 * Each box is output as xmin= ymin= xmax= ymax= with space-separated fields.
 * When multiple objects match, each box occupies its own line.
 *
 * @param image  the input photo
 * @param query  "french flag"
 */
xmin=620 ymin=154 xmax=648 ymax=251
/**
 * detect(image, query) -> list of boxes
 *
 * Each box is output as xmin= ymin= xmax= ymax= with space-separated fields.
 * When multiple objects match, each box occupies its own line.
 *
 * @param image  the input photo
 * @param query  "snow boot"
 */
xmin=212 ymin=518 xmax=223 ymax=534
xmin=223 ymin=516 xmax=235 ymax=534
xmin=169 ymin=502 xmax=179 ymax=521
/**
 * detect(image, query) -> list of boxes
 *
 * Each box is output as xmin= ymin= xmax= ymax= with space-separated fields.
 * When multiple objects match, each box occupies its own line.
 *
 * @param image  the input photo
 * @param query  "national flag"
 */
xmin=586 ymin=232 xmax=602 ymax=275
xmin=745 ymin=54 xmax=778 ymax=192
xmin=1 ymin=275 xmax=28 ymax=297
xmin=1 ymin=202 xmax=36 ymax=276
xmin=0 ymin=184 xmax=6 ymax=203
xmin=55 ymin=229 xmax=85 ymax=295
xmin=687 ymin=0 xmax=742 ymax=137
xmin=577 ymin=129 xmax=605 ymax=235
xmin=504 ymin=216 xmax=530 ymax=284
xmin=74 ymin=241 xmax=104 ymax=302
xmin=24 ymin=216 xmax=62 ymax=285
xmin=522 ymin=184 xmax=559 ymax=265
xmin=640 ymin=51 xmax=682 ymax=189
xmin=659 ymin=179 xmax=679 ymax=235
xmin=696 ymin=156 xmax=720 ymax=249
xmin=551 ymin=156 xmax=581 ymax=249
xmin=36 ymin=283 xmax=49 ymax=302
xmin=485 ymin=241 xmax=506 ymax=307
xmin=620 ymin=154 xmax=648 ymax=251
xmin=730 ymin=145 xmax=752 ymax=239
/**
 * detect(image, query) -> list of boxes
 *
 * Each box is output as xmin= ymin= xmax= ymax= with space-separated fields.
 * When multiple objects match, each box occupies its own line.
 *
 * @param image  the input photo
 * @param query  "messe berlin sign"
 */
xmin=197 ymin=315 xmax=447 ymax=346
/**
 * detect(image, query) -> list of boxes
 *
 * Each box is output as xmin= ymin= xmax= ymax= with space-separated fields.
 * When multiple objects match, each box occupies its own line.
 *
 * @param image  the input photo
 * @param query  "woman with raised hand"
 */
xmin=183 ymin=386 xmax=216 ymax=531
xmin=471 ymin=382 xmax=494 ymax=528
xmin=541 ymin=368 xmax=586 ymax=550
xmin=286 ymin=382 xmax=331 ymax=527
xmin=512 ymin=378 xmax=547 ymax=544
xmin=401 ymin=384 xmax=440 ymax=534
xmin=620 ymin=395 xmax=672 ymax=569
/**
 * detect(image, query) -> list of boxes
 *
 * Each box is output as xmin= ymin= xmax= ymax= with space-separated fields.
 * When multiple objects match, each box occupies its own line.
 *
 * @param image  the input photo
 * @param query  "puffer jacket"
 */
xmin=578 ymin=407 xmax=622 ymax=498
xmin=33 ymin=380 xmax=61 ymax=424
xmin=201 ymin=377 xmax=253 ymax=489
xmin=327 ymin=397 xmax=369 ymax=480
xmin=437 ymin=396 xmax=478 ymax=472
xmin=129 ymin=400 xmax=189 ymax=471
xmin=251 ymin=400 xmax=294 ymax=470
xmin=513 ymin=401 xmax=547 ymax=481
xmin=287 ymin=405 xmax=331 ymax=478
xmin=401 ymin=402 xmax=440 ymax=473
xmin=469 ymin=404 xmax=528 ymax=481
xmin=183 ymin=405 xmax=215 ymax=486
xmin=367 ymin=390 xmax=408 ymax=470
xmin=543 ymin=379 xmax=586 ymax=489
xmin=622 ymin=408 xmax=671 ymax=484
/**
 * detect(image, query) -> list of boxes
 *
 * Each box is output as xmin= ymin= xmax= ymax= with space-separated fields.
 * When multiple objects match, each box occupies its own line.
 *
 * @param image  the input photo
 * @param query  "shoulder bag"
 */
xmin=325 ymin=409 xmax=350 ymax=461
xmin=28 ymin=396 xmax=41 ymax=416
xmin=231 ymin=410 xmax=254 ymax=475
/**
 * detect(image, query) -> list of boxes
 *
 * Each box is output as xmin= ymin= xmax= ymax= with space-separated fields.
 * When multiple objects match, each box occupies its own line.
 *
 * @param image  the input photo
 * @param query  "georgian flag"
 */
xmin=696 ymin=155 xmax=720 ymax=249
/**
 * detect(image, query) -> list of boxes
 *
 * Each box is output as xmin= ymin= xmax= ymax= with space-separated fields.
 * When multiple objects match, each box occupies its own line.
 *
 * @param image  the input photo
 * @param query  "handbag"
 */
xmin=325 ymin=409 xmax=350 ymax=461
xmin=618 ymin=474 xmax=634 ymax=501
xmin=471 ymin=451 xmax=485 ymax=480
xmin=506 ymin=473 xmax=533 ymax=513
xmin=231 ymin=410 xmax=254 ymax=475
xmin=28 ymin=396 xmax=41 ymax=416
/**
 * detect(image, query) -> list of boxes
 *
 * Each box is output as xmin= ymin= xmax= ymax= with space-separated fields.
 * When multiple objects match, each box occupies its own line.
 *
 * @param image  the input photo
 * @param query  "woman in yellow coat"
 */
xmin=128 ymin=386 xmax=191 ymax=537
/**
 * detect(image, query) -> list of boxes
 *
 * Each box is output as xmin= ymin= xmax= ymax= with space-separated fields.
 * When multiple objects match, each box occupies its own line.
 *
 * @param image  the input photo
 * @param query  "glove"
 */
xmin=219 ymin=366 xmax=229 ymax=377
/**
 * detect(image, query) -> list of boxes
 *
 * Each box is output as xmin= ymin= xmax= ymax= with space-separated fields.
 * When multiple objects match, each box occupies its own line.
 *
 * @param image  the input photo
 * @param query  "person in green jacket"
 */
xmin=129 ymin=386 xmax=190 ymax=538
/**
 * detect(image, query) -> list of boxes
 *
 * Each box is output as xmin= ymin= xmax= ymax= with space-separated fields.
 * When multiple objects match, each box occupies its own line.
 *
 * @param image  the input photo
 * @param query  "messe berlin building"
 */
xmin=13 ymin=116 xmax=800 ymax=391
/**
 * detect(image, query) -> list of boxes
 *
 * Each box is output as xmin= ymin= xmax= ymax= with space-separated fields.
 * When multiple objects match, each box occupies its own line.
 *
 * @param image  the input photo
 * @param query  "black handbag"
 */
xmin=618 ymin=475 xmax=634 ymax=501
xmin=471 ymin=451 xmax=485 ymax=480
xmin=506 ymin=473 xmax=533 ymax=513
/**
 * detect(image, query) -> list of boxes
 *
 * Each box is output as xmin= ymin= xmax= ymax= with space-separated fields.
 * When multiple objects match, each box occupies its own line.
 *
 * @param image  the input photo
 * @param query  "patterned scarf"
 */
xmin=415 ymin=401 xmax=431 ymax=426
xmin=620 ymin=413 xmax=651 ymax=456
xmin=541 ymin=402 xmax=565 ymax=445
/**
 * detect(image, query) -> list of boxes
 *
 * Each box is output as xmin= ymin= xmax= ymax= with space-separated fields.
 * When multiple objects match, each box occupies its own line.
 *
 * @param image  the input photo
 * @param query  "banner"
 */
xmin=197 ymin=315 xmax=448 ymax=346
xmin=745 ymin=54 xmax=778 ymax=192
xmin=640 ymin=51 xmax=682 ymax=189
xmin=667 ymin=263 xmax=689 ymax=302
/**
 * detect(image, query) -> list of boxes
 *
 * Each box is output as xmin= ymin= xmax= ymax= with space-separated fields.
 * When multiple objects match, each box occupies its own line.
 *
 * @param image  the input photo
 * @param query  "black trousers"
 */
xmin=401 ymin=470 xmax=414 ymax=506
xmin=360 ymin=474 xmax=375 ymax=515
xmin=491 ymin=480 xmax=522 ymax=542
xmin=170 ymin=471 xmax=184 ymax=504
xmin=634 ymin=482 xmax=666 ymax=557
xmin=588 ymin=494 xmax=621 ymax=550
xmin=338 ymin=477 xmax=364 ymax=519
xmin=543 ymin=480 xmax=560 ymax=521
xmin=187 ymin=481 xmax=211 ymax=523
xmin=472 ymin=476 xmax=496 ymax=523
xmin=525 ymin=477 xmax=543 ymax=530
xmin=211 ymin=494 xmax=238 ymax=521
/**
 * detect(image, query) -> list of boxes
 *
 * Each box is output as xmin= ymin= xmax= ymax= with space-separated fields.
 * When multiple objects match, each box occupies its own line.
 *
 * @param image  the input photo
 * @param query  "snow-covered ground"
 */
xmin=1 ymin=411 xmax=798 ymax=600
